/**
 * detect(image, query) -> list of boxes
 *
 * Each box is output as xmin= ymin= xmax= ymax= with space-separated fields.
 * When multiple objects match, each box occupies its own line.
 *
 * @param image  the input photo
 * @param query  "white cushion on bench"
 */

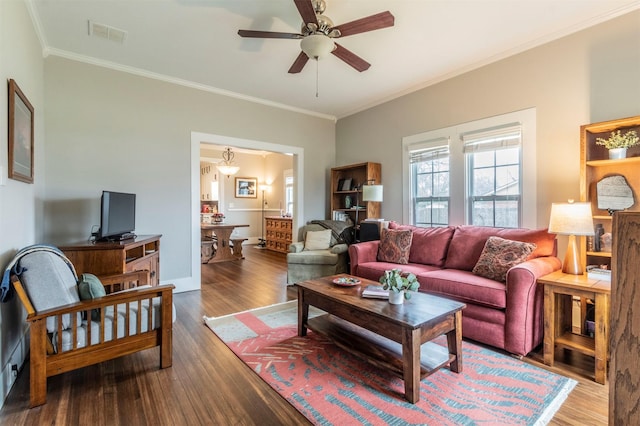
xmin=55 ymin=294 xmax=176 ymax=353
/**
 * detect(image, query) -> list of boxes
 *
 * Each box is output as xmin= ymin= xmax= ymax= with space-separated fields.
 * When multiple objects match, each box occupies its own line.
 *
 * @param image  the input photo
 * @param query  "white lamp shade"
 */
xmin=362 ymin=184 xmax=383 ymax=202
xmin=548 ymin=202 xmax=594 ymax=236
xmin=300 ymin=34 xmax=335 ymax=59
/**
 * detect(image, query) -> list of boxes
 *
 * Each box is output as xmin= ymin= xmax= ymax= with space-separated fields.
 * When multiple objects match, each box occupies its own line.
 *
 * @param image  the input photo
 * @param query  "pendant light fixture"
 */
xmin=216 ymin=147 xmax=240 ymax=177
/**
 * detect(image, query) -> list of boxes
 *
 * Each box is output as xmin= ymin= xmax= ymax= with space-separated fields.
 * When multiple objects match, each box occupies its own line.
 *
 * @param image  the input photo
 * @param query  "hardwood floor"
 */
xmin=0 ymin=246 xmax=608 ymax=425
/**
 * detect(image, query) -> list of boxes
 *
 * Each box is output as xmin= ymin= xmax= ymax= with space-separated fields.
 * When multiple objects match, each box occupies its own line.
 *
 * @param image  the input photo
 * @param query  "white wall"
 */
xmin=0 ymin=0 xmax=46 ymax=408
xmin=336 ymin=10 xmax=640 ymax=234
xmin=42 ymin=57 xmax=335 ymax=291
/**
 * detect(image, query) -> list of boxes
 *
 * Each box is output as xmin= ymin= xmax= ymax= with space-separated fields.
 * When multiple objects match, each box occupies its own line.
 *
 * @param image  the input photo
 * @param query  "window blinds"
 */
xmin=461 ymin=123 xmax=522 ymax=153
xmin=409 ymin=137 xmax=449 ymax=164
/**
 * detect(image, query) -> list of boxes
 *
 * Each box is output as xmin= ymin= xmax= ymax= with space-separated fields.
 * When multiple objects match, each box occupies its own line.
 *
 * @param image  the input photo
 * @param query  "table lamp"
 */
xmin=356 ymin=181 xmax=383 ymax=224
xmin=548 ymin=201 xmax=594 ymax=275
xmin=362 ymin=183 xmax=384 ymax=205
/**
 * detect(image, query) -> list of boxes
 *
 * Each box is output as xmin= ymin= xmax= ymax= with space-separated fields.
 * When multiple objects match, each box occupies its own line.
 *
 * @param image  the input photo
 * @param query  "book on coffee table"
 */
xmin=362 ymin=285 xmax=389 ymax=299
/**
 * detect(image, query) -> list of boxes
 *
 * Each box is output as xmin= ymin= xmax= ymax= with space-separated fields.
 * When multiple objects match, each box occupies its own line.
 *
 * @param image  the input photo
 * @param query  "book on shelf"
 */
xmin=362 ymin=285 xmax=389 ymax=299
xmin=586 ymin=267 xmax=611 ymax=281
xmin=332 ymin=210 xmax=350 ymax=221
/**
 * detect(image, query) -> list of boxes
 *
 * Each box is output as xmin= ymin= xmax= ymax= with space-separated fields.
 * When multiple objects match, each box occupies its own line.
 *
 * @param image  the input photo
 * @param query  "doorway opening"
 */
xmin=191 ymin=132 xmax=304 ymax=289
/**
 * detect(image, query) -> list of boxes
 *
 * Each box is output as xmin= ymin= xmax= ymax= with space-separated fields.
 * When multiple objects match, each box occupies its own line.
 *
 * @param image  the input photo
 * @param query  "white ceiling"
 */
xmin=29 ymin=0 xmax=640 ymax=120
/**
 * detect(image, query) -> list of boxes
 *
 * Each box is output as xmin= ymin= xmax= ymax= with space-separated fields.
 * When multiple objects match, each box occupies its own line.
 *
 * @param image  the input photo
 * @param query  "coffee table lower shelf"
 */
xmin=307 ymin=314 xmax=455 ymax=380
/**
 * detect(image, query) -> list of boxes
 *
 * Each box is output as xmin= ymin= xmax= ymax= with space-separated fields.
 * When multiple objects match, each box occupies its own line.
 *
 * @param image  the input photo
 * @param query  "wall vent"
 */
xmin=88 ymin=20 xmax=127 ymax=44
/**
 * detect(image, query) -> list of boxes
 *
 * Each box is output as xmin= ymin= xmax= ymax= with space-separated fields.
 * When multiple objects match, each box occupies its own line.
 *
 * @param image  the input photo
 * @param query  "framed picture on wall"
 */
xmin=8 ymin=79 xmax=34 ymax=184
xmin=235 ymin=177 xmax=257 ymax=198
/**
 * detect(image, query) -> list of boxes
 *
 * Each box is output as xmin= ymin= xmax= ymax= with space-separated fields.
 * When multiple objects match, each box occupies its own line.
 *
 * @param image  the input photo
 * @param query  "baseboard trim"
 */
xmin=0 ymin=327 xmax=29 ymax=410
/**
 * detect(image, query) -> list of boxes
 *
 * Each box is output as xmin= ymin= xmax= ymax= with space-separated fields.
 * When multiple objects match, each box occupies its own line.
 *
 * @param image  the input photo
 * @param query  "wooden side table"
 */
xmin=59 ymin=235 xmax=161 ymax=286
xmin=538 ymin=270 xmax=611 ymax=384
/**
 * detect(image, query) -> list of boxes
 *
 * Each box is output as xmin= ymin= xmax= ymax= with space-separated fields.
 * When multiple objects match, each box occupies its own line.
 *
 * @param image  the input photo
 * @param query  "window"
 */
xmin=284 ymin=169 xmax=294 ymax=215
xmin=463 ymin=124 xmax=522 ymax=227
xmin=402 ymin=108 xmax=536 ymax=228
xmin=409 ymin=138 xmax=450 ymax=227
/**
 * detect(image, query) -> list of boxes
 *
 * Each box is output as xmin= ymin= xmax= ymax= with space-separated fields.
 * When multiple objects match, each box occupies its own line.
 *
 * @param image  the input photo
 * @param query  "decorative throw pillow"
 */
xmin=377 ymin=229 xmax=413 ymax=264
xmin=472 ymin=236 xmax=537 ymax=282
xmin=390 ymin=223 xmax=455 ymax=267
xmin=304 ymin=229 xmax=332 ymax=251
xmin=78 ymin=273 xmax=106 ymax=321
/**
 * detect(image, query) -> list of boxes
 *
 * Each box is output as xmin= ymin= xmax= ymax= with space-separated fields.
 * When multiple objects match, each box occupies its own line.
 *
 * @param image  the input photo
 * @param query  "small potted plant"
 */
xmin=213 ymin=212 xmax=225 ymax=223
xmin=379 ymin=268 xmax=420 ymax=304
xmin=595 ymin=129 xmax=639 ymax=159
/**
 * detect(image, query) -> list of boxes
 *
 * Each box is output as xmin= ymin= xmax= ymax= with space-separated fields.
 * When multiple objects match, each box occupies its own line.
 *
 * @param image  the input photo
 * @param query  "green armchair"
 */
xmin=286 ymin=223 xmax=350 ymax=284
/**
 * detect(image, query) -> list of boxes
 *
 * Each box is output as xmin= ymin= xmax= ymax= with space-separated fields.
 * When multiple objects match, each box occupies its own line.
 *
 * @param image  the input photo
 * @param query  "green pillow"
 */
xmin=78 ymin=273 xmax=106 ymax=321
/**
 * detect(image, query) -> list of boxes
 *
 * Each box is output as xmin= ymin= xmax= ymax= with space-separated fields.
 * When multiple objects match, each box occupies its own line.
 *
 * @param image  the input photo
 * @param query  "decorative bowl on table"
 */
xmin=332 ymin=277 xmax=361 ymax=286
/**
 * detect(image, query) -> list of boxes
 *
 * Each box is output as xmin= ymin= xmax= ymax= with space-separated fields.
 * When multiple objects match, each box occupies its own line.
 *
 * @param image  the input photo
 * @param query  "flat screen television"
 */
xmin=99 ymin=191 xmax=136 ymax=241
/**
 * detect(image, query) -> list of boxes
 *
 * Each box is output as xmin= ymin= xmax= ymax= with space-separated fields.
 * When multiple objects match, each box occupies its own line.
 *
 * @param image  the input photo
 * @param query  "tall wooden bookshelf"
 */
xmin=580 ymin=115 xmax=640 ymax=270
xmin=330 ymin=162 xmax=381 ymax=225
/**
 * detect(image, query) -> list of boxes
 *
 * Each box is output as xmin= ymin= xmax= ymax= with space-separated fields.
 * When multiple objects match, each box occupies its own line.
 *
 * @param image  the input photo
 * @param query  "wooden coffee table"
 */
xmin=297 ymin=274 xmax=466 ymax=403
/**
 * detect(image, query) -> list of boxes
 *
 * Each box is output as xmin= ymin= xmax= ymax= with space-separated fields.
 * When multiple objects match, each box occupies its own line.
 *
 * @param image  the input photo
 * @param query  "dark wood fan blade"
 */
xmin=238 ymin=29 xmax=302 ymax=39
xmin=332 ymin=11 xmax=394 ymax=37
xmin=332 ymin=43 xmax=370 ymax=72
xmin=294 ymin=0 xmax=318 ymax=26
xmin=288 ymin=51 xmax=309 ymax=73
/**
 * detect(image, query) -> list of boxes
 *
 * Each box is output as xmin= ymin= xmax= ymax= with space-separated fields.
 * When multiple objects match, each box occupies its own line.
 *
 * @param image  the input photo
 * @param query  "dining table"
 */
xmin=201 ymin=223 xmax=250 ymax=263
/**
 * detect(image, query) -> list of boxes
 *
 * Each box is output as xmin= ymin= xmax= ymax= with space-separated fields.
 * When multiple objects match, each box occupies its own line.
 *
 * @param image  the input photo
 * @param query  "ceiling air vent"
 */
xmin=88 ymin=20 xmax=127 ymax=44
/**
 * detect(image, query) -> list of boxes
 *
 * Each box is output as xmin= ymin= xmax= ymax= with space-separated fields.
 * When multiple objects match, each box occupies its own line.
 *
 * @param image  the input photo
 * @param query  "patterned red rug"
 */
xmin=204 ymin=301 xmax=575 ymax=425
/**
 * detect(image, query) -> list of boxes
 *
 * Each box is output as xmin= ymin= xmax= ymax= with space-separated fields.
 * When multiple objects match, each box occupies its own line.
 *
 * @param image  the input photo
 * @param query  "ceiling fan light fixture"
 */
xmin=238 ymin=1 xmax=394 ymax=73
xmin=301 ymin=34 xmax=335 ymax=60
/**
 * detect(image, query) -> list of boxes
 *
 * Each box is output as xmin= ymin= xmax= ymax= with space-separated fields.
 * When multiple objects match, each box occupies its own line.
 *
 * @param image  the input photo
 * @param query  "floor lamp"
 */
xmin=258 ymin=184 xmax=270 ymax=248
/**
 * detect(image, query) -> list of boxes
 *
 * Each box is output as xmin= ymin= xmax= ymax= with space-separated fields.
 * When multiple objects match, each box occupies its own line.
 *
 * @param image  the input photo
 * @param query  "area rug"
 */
xmin=204 ymin=301 xmax=576 ymax=426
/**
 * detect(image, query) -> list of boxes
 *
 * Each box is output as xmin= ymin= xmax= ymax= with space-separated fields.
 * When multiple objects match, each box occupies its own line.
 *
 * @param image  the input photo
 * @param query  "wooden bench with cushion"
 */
xmin=10 ymin=247 xmax=175 ymax=407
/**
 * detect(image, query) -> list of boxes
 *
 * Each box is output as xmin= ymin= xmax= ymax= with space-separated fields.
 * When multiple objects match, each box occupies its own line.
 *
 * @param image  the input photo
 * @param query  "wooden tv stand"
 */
xmin=59 ymin=234 xmax=161 ymax=286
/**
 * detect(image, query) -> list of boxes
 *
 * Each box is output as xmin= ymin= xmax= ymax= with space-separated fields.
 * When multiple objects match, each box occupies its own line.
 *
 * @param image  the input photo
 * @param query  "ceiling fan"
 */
xmin=237 ymin=0 xmax=394 ymax=73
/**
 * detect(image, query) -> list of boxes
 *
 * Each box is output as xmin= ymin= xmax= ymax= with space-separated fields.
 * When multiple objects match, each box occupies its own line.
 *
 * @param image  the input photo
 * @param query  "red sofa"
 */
xmin=348 ymin=224 xmax=561 ymax=356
